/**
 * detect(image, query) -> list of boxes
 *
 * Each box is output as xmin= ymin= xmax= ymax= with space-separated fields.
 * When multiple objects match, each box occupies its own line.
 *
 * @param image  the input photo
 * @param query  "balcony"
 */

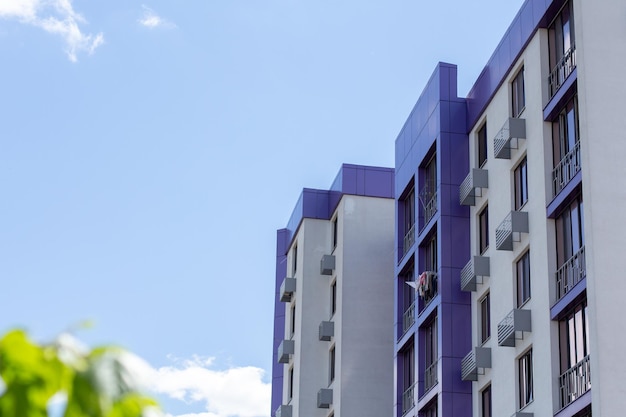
xmin=317 ymin=388 xmax=333 ymax=408
xmin=402 ymin=302 xmax=415 ymax=334
xmin=277 ymin=340 xmax=295 ymax=363
xmin=459 ymin=168 xmax=489 ymax=206
xmin=424 ymin=359 xmax=438 ymax=393
xmin=559 ymin=355 xmax=591 ymax=409
xmin=401 ymin=383 xmax=415 ymax=415
xmin=460 ymin=256 xmax=490 ymax=292
xmin=403 ymin=223 xmax=416 ymax=257
xmin=497 ymin=309 xmax=531 ymax=347
xmin=280 ymin=277 xmax=296 ymax=302
xmin=494 ymin=118 xmax=526 ymax=159
xmin=320 ymin=254 xmax=335 ymax=275
xmin=553 ymin=140 xmax=581 ymax=196
xmin=511 ymin=413 xmax=533 ymax=417
xmin=319 ymin=321 xmax=334 ymax=341
xmin=496 ymin=211 xmax=529 ymax=251
xmin=417 ymin=271 xmax=437 ymax=308
xmin=419 ymin=185 xmax=438 ymax=227
xmin=556 ymin=246 xmax=586 ymax=301
xmin=549 ymin=44 xmax=576 ymax=99
xmin=275 ymin=405 xmax=292 ymax=417
xmin=461 ymin=347 xmax=492 ymax=381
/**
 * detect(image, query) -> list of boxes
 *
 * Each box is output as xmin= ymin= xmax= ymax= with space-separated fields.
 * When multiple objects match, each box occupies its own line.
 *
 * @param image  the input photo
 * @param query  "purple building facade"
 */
xmin=394 ymin=63 xmax=471 ymax=417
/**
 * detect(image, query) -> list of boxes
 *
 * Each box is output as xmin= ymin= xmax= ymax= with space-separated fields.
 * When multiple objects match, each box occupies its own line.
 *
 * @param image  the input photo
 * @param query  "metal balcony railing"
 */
xmin=275 ymin=405 xmax=292 ymax=417
xmin=497 ymin=309 xmax=531 ymax=347
xmin=403 ymin=223 xmax=416 ymax=257
xmin=494 ymin=118 xmax=526 ymax=159
xmin=419 ymin=185 xmax=438 ymax=227
xmin=401 ymin=383 xmax=416 ymax=415
xmin=495 ymin=211 xmax=529 ymax=251
xmin=459 ymin=168 xmax=489 ymax=206
xmin=461 ymin=347 xmax=492 ymax=381
xmin=553 ymin=140 xmax=581 ymax=196
xmin=402 ymin=302 xmax=415 ymax=334
xmin=549 ymin=44 xmax=577 ymax=99
xmin=556 ymin=246 xmax=586 ymax=301
xmin=559 ymin=355 xmax=591 ymax=409
xmin=460 ymin=256 xmax=490 ymax=292
xmin=424 ymin=360 xmax=438 ymax=392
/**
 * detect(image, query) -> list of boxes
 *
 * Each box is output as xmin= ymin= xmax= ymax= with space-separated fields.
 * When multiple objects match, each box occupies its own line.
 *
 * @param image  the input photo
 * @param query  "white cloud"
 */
xmin=0 ymin=0 xmax=103 ymax=62
xmin=124 ymin=354 xmax=270 ymax=417
xmin=138 ymin=5 xmax=176 ymax=29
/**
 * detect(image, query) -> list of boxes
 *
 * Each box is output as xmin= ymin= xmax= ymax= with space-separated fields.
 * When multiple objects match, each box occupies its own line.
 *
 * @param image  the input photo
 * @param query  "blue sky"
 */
xmin=0 ymin=1 xmax=523 ymax=416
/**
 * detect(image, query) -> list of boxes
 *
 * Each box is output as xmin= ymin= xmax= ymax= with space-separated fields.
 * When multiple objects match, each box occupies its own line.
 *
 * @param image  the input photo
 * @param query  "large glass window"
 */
xmin=516 ymin=251 xmax=531 ymax=307
xmin=401 ymin=265 xmax=415 ymax=334
xmin=548 ymin=0 xmax=576 ymax=96
xmin=420 ymin=154 xmax=438 ymax=225
xmin=331 ymin=216 xmax=338 ymax=250
xmin=480 ymin=293 xmax=491 ymax=344
xmin=552 ymin=96 xmax=580 ymax=195
xmin=329 ymin=345 xmax=336 ymax=383
xmin=518 ymin=349 xmax=533 ymax=409
xmin=555 ymin=194 xmax=586 ymax=299
xmin=512 ymin=67 xmax=526 ymax=117
xmin=424 ymin=316 xmax=438 ymax=391
xmin=479 ymin=205 xmax=489 ymax=254
xmin=559 ymin=300 xmax=591 ymax=407
xmin=401 ymin=342 xmax=415 ymax=414
xmin=514 ymin=157 xmax=528 ymax=210
xmin=288 ymin=367 xmax=294 ymax=400
xmin=401 ymin=187 xmax=416 ymax=255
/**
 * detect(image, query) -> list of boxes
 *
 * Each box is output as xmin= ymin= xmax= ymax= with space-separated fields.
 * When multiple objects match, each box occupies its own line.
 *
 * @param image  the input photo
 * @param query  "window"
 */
xmin=516 ymin=251 xmax=531 ymax=307
xmin=402 ymin=187 xmax=416 ymax=253
xmin=512 ymin=67 xmax=525 ymax=117
xmin=423 ymin=400 xmax=437 ymax=417
xmin=555 ymin=194 xmax=585 ymax=299
xmin=479 ymin=205 xmax=489 ymax=254
xmin=482 ymin=385 xmax=492 ymax=417
xmin=420 ymin=154 xmax=438 ymax=225
xmin=401 ymin=266 xmax=415 ymax=333
xmin=329 ymin=345 xmax=336 ymax=383
xmin=425 ymin=234 xmax=437 ymax=272
xmin=518 ymin=349 xmax=533 ymax=409
xmin=290 ymin=304 xmax=296 ymax=335
xmin=552 ymin=96 xmax=580 ymax=195
xmin=292 ymin=244 xmax=298 ymax=275
xmin=330 ymin=280 xmax=337 ymax=316
xmin=424 ymin=316 xmax=438 ymax=391
xmin=548 ymin=0 xmax=576 ymax=96
xmin=401 ymin=343 xmax=415 ymax=414
xmin=480 ymin=293 xmax=491 ymax=344
xmin=514 ymin=157 xmax=528 ymax=209
xmin=331 ymin=217 xmax=338 ymax=250
xmin=288 ymin=367 xmax=294 ymax=400
xmin=478 ymin=123 xmax=488 ymax=167
xmin=559 ymin=301 xmax=591 ymax=407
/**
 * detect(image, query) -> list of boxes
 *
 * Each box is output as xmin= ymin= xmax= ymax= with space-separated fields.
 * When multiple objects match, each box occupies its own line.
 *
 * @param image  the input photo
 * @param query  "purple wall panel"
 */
xmin=270 ymin=229 xmax=289 ymax=416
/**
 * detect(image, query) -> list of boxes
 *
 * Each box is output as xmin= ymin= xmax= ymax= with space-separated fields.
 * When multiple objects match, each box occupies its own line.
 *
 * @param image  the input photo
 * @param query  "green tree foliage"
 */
xmin=0 ymin=330 xmax=161 ymax=417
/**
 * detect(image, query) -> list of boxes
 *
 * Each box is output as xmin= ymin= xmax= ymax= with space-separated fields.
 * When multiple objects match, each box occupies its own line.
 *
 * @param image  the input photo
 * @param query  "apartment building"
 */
xmin=458 ymin=0 xmax=626 ymax=417
xmin=271 ymin=164 xmax=395 ymax=417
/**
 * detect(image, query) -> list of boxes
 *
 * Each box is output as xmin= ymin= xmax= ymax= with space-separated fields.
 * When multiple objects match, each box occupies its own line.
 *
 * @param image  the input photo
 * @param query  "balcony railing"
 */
xmin=556 ymin=246 xmax=586 ymax=301
xmin=403 ymin=223 xmax=416 ymax=257
xmin=549 ymin=45 xmax=577 ymax=99
xmin=553 ymin=140 xmax=581 ymax=196
xmin=401 ymin=383 xmax=416 ymax=415
xmin=403 ymin=302 xmax=416 ymax=334
xmin=494 ymin=118 xmax=526 ymax=159
xmin=459 ymin=168 xmax=489 ymax=206
xmin=424 ymin=360 xmax=438 ymax=392
xmin=460 ymin=256 xmax=490 ymax=292
xmin=495 ymin=211 xmax=529 ymax=251
xmin=419 ymin=186 xmax=438 ymax=227
xmin=461 ymin=347 xmax=492 ymax=381
xmin=559 ymin=355 xmax=591 ymax=409
xmin=497 ymin=309 xmax=531 ymax=347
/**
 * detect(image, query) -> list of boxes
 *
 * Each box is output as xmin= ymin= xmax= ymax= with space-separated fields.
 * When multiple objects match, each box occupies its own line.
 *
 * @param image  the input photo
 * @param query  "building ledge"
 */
xmin=550 ymin=277 xmax=587 ymax=320
xmin=554 ymin=389 xmax=591 ymax=417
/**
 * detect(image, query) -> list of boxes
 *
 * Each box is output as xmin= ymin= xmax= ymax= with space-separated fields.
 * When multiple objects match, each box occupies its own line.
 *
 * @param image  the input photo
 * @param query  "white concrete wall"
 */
xmin=282 ymin=195 xmax=395 ymax=417
xmin=575 ymin=0 xmax=626 ymax=414
xmin=467 ymin=32 xmax=557 ymax=417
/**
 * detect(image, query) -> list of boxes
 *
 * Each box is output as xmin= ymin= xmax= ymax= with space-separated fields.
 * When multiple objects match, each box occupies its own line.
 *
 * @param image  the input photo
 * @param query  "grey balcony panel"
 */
xmin=320 ymin=255 xmax=336 ymax=275
xmin=275 ymin=405 xmax=292 ymax=417
xmin=460 ymin=256 xmax=490 ymax=292
xmin=279 ymin=277 xmax=296 ymax=302
xmin=319 ymin=321 xmax=334 ymax=341
xmin=498 ymin=309 xmax=531 ymax=347
xmin=459 ymin=168 xmax=489 ymax=206
xmin=277 ymin=340 xmax=295 ymax=363
xmin=317 ymin=388 xmax=333 ymax=408
xmin=461 ymin=347 xmax=492 ymax=381
xmin=511 ymin=413 xmax=533 ymax=417
xmin=494 ymin=118 xmax=526 ymax=159
xmin=496 ymin=211 xmax=529 ymax=251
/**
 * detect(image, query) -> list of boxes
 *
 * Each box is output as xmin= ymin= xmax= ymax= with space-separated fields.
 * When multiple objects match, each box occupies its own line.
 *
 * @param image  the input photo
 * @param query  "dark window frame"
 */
xmin=478 ymin=123 xmax=488 ymax=168
xmin=480 ymin=293 xmax=491 ymax=344
xmin=516 ymin=250 xmax=531 ymax=307
xmin=512 ymin=67 xmax=526 ymax=118
xmin=514 ymin=156 xmax=529 ymax=210
xmin=479 ymin=205 xmax=489 ymax=254
xmin=518 ymin=349 xmax=533 ymax=409
xmin=482 ymin=385 xmax=492 ymax=417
